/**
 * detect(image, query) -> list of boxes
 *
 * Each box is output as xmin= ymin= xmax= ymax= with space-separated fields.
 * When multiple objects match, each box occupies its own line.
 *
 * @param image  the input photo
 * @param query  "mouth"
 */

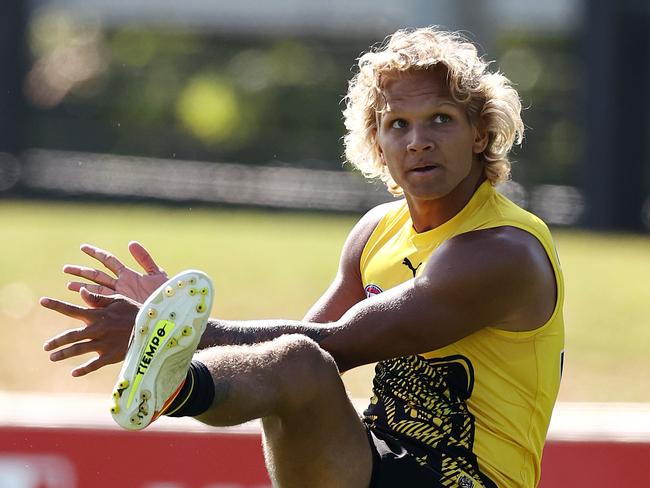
xmin=409 ymin=164 xmax=439 ymax=173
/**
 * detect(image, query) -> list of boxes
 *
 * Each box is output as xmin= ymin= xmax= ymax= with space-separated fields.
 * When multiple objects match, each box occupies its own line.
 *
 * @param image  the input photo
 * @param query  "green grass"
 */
xmin=555 ymin=231 xmax=650 ymax=401
xmin=1 ymin=199 xmax=649 ymax=402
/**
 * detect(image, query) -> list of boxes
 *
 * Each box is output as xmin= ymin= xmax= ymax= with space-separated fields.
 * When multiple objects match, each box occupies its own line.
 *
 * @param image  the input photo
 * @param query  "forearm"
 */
xmin=196 ymin=278 xmax=428 ymax=373
xmin=199 ymin=318 xmax=336 ymax=350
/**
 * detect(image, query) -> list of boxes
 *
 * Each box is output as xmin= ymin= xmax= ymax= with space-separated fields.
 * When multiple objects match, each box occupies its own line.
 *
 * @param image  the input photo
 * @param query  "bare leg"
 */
xmin=194 ymin=335 xmax=373 ymax=488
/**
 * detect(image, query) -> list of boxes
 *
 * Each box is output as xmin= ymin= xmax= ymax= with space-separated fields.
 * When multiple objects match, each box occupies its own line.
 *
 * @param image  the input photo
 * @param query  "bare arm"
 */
xmin=41 ymin=203 xmax=389 ymax=375
xmin=319 ymin=226 xmax=556 ymax=370
xmin=191 ymin=226 xmax=556 ymax=372
xmin=197 ymin=201 xmax=392 ymax=346
xmin=42 ymin=218 xmax=555 ymax=375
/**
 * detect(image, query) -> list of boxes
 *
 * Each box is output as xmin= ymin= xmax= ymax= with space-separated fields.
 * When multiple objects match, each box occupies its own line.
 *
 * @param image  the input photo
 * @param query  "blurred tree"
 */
xmin=176 ymin=74 xmax=245 ymax=146
xmin=494 ymin=32 xmax=582 ymax=187
xmin=24 ymin=6 xmax=626 ymax=218
xmin=25 ymin=12 xmax=368 ymax=169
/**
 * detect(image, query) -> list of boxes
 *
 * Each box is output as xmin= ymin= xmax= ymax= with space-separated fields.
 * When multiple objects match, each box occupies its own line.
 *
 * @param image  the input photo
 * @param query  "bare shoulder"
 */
xmin=341 ymin=199 xmax=404 ymax=265
xmin=356 ymin=199 xmax=404 ymax=235
xmin=425 ymin=226 xmax=557 ymax=332
xmin=303 ymin=200 xmax=403 ymax=323
xmin=443 ymin=226 xmax=548 ymax=259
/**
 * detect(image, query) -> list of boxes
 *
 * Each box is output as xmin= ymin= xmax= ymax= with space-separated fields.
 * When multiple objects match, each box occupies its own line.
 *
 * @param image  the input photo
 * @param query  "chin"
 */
xmin=406 ymin=186 xmax=451 ymax=201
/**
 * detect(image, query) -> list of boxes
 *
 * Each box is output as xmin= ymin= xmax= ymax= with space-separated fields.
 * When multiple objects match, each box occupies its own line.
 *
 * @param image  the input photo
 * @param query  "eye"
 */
xmin=432 ymin=114 xmax=452 ymax=124
xmin=390 ymin=119 xmax=408 ymax=129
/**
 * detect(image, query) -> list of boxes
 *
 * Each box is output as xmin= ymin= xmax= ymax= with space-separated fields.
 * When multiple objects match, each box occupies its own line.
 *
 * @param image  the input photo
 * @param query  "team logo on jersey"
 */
xmin=402 ymin=257 xmax=422 ymax=277
xmin=364 ymin=284 xmax=383 ymax=297
xmin=458 ymin=474 xmax=475 ymax=488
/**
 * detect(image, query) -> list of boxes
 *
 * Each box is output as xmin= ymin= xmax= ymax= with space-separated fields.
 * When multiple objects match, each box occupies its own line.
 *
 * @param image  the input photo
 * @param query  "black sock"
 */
xmin=165 ymin=360 xmax=215 ymax=417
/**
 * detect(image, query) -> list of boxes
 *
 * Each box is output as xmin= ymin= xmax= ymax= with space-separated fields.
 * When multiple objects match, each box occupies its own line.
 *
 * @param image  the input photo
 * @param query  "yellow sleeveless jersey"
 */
xmin=360 ymin=181 xmax=565 ymax=488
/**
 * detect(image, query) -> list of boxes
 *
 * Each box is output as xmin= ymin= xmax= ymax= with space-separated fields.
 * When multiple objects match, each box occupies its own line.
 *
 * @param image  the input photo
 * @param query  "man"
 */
xmin=41 ymin=27 xmax=564 ymax=487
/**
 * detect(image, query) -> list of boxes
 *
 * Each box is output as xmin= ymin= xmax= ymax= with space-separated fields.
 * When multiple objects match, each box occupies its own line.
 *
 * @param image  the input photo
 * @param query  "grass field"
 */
xmin=1 ymin=199 xmax=649 ymax=403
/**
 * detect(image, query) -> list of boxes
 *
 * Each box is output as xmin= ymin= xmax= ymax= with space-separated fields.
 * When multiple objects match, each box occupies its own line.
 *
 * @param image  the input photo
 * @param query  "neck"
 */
xmin=406 ymin=167 xmax=486 ymax=233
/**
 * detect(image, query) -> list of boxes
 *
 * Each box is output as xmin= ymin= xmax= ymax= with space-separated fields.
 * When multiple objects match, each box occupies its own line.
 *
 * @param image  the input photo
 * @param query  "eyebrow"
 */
xmin=383 ymin=100 xmax=459 ymax=113
xmin=375 ymin=99 xmax=464 ymax=129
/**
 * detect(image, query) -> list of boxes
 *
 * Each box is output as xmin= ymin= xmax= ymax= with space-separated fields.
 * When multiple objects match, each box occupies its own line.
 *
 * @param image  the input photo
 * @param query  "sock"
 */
xmin=165 ymin=360 xmax=215 ymax=417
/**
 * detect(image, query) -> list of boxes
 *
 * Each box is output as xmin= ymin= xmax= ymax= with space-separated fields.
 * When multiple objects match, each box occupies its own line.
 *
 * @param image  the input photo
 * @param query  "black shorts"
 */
xmin=365 ymin=427 xmax=494 ymax=488
xmin=366 ymin=427 xmax=441 ymax=487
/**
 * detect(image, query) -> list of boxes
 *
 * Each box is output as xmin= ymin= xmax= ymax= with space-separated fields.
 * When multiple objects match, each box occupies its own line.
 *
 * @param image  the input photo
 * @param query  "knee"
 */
xmin=273 ymin=334 xmax=339 ymax=379
xmin=269 ymin=335 xmax=342 ymax=408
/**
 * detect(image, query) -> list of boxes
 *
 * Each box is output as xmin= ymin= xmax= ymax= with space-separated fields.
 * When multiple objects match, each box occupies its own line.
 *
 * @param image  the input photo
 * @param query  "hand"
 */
xmin=41 ymin=288 xmax=140 ymax=376
xmin=64 ymin=241 xmax=168 ymax=303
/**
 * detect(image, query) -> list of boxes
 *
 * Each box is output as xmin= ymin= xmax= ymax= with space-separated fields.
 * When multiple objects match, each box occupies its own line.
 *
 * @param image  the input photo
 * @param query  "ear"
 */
xmin=372 ymin=127 xmax=386 ymax=164
xmin=472 ymin=126 xmax=489 ymax=154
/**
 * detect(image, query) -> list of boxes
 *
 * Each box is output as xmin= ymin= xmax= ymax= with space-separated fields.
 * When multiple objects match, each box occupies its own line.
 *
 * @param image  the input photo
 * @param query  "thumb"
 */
xmin=80 ymin=287 xmax=119 ymax=308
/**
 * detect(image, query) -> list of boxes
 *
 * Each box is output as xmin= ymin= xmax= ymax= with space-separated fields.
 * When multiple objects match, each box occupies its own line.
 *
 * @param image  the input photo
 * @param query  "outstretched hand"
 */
xmin=41 ymin=288 xmax=140 ymax=377
xmin=64 ymin=241 xmax=168 ymax=303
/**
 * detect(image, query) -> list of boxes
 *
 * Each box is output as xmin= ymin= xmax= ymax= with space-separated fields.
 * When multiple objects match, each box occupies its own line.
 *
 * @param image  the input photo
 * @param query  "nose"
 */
xmin=407 ymin=127 xmax=433 ymax=152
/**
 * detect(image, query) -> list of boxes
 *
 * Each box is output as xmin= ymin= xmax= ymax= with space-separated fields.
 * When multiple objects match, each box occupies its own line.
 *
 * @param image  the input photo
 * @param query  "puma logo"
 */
xmin=402 ymin=257 xmax=422 ymax=277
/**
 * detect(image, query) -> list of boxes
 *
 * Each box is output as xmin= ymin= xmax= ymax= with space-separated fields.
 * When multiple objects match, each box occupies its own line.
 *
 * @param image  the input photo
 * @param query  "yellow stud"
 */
xmin=189 ymin=288 xmax=197 ymax=296
xmin=112 ymin=391 xmax=120 ymax=400
xmin=141 ymin=390 xmax=151 ymax=400
xmin=196 ymin=304 xmax=205 ymax=313
xmin=111 ymin=405 xmax=120 ymax=414
xmin=177 ymin=280 xmax=185 ymax=288
xmin=139 ymin=326 xmax=148 ymax=335
xmin=164 ymin=286 xmax=175 ymax=297
xmin=182 ymin=326 xmax=192 ymax=336
xmin=117 ymin=379 xmax=129 ymax=389
xmin=168 ymin=338 xmax=178 ymax=348
xmin=200 ymin=287 xmax=209 ymax=296
xmin=147 ymin=308 xmax=156 ymax=318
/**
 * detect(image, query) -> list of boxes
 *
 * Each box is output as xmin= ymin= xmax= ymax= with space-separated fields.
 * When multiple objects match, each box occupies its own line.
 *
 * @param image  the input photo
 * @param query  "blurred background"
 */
xmin=2 ymin=0 xmax=650 ymax=396
xmin=0 ymin=0 xmax=649 ymax=486
xmin=0 ymin=1 xmax=649 ymax=484
xmin=2 ymin=0 xmax=647 ymax=224
xmin=1 ymin=0 xmax=649 ymax=395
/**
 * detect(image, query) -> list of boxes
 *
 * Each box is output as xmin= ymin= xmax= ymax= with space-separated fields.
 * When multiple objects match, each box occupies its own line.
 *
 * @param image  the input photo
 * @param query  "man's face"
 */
xmin=376 ymin=68 xmax=485 ymax=203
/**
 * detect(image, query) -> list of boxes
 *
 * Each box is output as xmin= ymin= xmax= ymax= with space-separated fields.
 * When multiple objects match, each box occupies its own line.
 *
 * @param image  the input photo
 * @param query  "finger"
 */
xmin=48 ymin=340 xmax=95 ymax=362
xmin=129 ymin=241 xmax=164 ymax=274
xmin=43 ymin=327 xmax=89 ymax=352
xmin=67 ymin=282 xmax=114 ymax=295
xmin=71 ymin=355 xmax=112 ymax=377
xmin=80 ymin=244 xmax=126 ymax=275
xmin=40 ymin=297 xmax=94 ymax=321
xmin=79 ymin=287 xmax=120 ymax=308
xmin=63 ymin=265 xmax=117 ymax=288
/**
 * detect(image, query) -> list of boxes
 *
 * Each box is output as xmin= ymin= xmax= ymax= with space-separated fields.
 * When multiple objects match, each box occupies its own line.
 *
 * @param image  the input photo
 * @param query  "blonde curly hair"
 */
xmin=343 ymin=26 xmax=524 ymax=196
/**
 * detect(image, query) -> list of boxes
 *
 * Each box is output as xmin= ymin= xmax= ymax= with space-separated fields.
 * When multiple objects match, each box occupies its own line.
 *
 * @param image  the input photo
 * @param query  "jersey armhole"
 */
xmin=359 ymin=200 xmax=407 ymax=275
xmin=484 ymin=223 xmax=564 ymax=340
